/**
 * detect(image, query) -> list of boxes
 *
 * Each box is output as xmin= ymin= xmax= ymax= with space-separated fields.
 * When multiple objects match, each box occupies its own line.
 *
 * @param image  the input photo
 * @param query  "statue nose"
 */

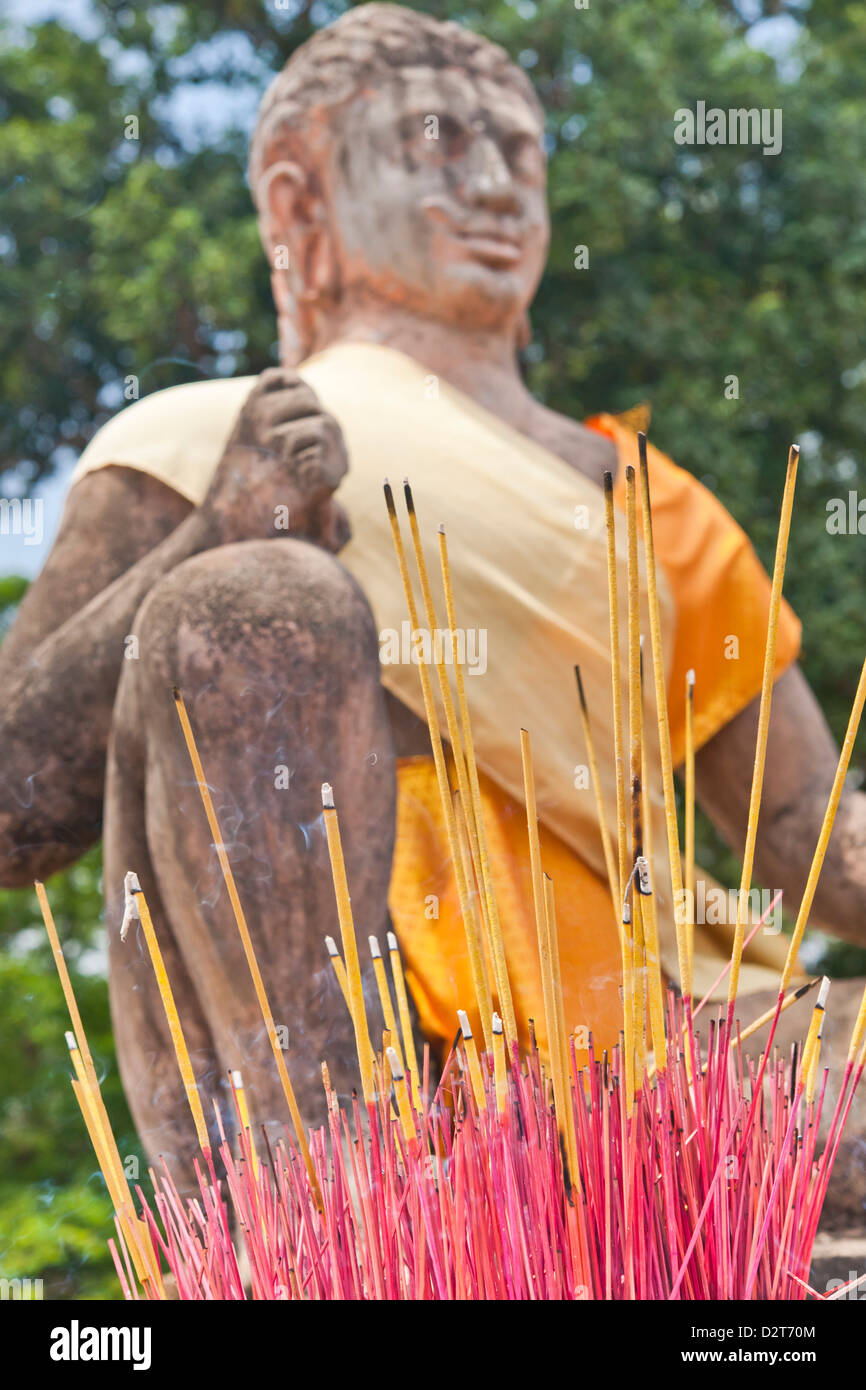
xmin=463 ymin=138 xmax=521 ymax=212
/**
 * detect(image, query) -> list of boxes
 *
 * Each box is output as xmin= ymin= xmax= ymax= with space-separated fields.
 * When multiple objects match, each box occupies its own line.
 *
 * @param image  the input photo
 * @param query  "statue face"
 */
xmin=325 ymin=65 xmax=549 ymax=332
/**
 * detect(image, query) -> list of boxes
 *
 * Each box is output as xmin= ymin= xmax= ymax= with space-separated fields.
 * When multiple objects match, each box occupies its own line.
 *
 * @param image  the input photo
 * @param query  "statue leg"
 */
xmin=105 ymin=537 xmax=397 ymax=1173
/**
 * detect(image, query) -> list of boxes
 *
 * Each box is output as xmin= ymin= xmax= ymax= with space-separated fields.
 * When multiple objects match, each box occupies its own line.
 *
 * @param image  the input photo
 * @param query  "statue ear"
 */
xmin=257 ymin=158 xmax=339 ymax=361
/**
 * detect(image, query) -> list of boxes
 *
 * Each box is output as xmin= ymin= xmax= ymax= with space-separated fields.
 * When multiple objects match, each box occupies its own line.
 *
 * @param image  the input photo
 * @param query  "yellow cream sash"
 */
xmin=71 ymin=343 xmax=689 ymax=980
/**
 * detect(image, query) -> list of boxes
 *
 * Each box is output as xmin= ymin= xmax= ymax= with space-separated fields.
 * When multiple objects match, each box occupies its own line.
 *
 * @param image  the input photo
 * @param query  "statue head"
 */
xmin=249 ymin=3 xmax=548 ymax=363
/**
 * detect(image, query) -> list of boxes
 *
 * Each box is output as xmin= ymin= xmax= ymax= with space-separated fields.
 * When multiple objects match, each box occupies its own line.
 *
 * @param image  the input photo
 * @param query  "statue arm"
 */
xmin=0 ymin=367 xmax=349 ymax=888
xmin=0 ymin=467 xmax=193 ymax=668
xmin=0 ymin=479 xmax=215 ymax=887
xmin=695 ymin=663 xmax=866 ymax=949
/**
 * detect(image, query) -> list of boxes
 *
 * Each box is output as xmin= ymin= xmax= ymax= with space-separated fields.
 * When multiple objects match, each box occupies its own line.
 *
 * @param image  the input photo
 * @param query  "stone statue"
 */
xmin=1 ymin=6 xmax=863 ymax=1219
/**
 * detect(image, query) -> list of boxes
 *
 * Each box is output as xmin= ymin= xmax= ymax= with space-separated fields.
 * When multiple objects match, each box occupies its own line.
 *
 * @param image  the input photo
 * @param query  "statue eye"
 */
xmin=438 ymin=115 xmax=468 ymax=155
xmin=505 ymin=132 xmax=544 ymax=181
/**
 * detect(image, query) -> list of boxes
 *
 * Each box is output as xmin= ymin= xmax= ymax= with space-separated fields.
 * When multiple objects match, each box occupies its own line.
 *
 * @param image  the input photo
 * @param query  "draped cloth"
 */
xmin=71 ymin=343 xmax=802 ymax=1056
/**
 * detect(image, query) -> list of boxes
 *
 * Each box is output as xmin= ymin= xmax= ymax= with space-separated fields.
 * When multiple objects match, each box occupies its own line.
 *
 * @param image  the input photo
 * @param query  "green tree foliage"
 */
xmin=1 ymin=0 xmax=865 ymax=1295
xmin=0 ymin=584 xmax=141 ymax=1297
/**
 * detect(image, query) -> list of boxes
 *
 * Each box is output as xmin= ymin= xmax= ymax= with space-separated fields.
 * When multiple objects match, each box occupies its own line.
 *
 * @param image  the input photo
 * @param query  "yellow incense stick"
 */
xmin=727 ymin=446 xmax=799 ymax=1008
xmin=321 ymin=783 xmax=376 ymax=1105
xmin=38 ymin=882 xmax=160 ymax=1291
xmin=574 ymin=665 xmax=620 ymax=936
xmin=386 ymin=1046 xmax=416 ymax=1144
xmin=639 ymin=638 xmax=654 ymax=890
xmin=602 ymin=472 xmax=635 ymax=1098
xmin=544 ymin=874 xmax=579 ymax=1181
xmin=636 ymin=434 xmax=692 ymax=1000
xmin=625 ymin=466 xmax=665 ymax=1072
xmin=36 ymin=880 xmax=98 ymax=1088
xmin=601 ymin=472 xmax=630 ymax=905
xmin=324 ymin=935 xmax=352 ymax=1013
xmin=457 ymin=1010 xmax=488 ymax=1113
xmin=693 ymin=978 xmax=820 ymax=1076
xmin=800 ymin=977 xmax=830 ymax=1084
xmin=384 ymin=481 xmax=494 ymax=1046
xmin=684 ymin=669 xmax=696 ymax=987
xmin=387 ymin=930 xmax=421 ymax=1088
xmin=369 ymin=935 xmax=404 ymax=1073
xmin=635 ymin=856 xmax=667 ymax=1074
xmin=779 ymin=650 xmax=866 ymax=994
xmin=403 ymin=487 xmax=492 ymax=959
xmin=231 ymin=1069 xmax=258 ymax=1179
xmin=625 ymin=462 xmax=645 ymax=1084
xmin=737 ymin=977 xmax=820 ymax=1047
xmin=520 ymin=730 xmax=552 ymax=1018
xmin=124 ymin=873 xmax=211 ymax=1156
xmin=805 ymin=1018 xmax=824 ymax=1106
xmin=846 ymin=980 xmax=866 ymax=1066
xmin=492 ymin=1012 xmax=508 ymax=1117
xmin=67 ymin=1035 xmax=160 ymax=1292
xmin=173 ymin=686 xmax=320 ymax=1204
xmin=518 ymin=740 xmax=576 ymax=1169
xmin=438 ymin=521 xmax=518 ymax=1046
xmin=69 ymin=1074 xmax=160 ymax=1293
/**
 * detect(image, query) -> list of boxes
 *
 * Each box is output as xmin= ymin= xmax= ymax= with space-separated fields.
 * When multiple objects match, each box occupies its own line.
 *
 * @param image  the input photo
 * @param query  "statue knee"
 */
xmin=130 ymin=538 xmax=381 ymax=705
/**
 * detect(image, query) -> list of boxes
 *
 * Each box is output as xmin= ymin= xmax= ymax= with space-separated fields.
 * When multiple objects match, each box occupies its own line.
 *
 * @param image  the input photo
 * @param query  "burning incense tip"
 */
xmin=230 ymin=1070 xmax=243 ymax=1088
xmin=602 ymin=469 xmax=613 ymax=496
xmin=324 ymin=936 xmax=339 ymax=957
xmin=65 ymin=1030 xmax=76 ymax=1051
xmin=492 ymin=1012 xmax=503 ymax=1036
xmin=171 ymin=686 xmax=181 ymax=702
xmin=457 ymin=1009 xmax=473 ymax=1039
xmin=437 ymin=522 xmax=445 ymax=534
xmin=321 ymin=783 xmax=335 ymax=810
xmin=386 ymin=1046 xmax=404 ymax=1080
xmin=120 ymin=871 xmax=142 ymax=942
xmin=574 ymin=664 xmax=587 ymax=714
xmin=383 ymin=481 xmax=396 ymax=516
xmin=369 ymin=935 xmax=382 ymax=960
xmin=635 ymin=855 xmax=652 ymax=896
xmin=403 ymin=480 xmax=416 ymax=514
xmin=817 ymin=976 xmax=831 ymax=1010
xmin=686 ymin=668 xmax=696 ymax=689
xmin=387 ymin=931 xmax=399 ymax=952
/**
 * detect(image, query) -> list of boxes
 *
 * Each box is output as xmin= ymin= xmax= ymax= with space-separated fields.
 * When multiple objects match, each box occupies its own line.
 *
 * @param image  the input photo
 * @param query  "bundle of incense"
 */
xmin=37 ymin=439 xmax=866 ymax=1301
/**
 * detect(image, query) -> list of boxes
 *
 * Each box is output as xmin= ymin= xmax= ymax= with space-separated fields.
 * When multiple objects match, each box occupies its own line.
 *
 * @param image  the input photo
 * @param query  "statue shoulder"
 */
xmin=529 ymin=401 xmax=618 ymax=487
xmin=71 ymin=376 xmax=256 ymax=504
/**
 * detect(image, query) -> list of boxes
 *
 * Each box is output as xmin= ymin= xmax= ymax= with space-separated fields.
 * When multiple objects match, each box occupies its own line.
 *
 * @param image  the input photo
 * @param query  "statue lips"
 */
xmin=421 ymin=200 xmax=525 ymax=269
xmin=453 ymin=226 xmax=523 ymax=268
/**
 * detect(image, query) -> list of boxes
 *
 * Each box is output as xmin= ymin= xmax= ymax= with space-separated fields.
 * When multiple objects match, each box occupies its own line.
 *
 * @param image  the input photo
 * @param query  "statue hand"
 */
xmin=202 ymin=367 xmax=351 ymax=552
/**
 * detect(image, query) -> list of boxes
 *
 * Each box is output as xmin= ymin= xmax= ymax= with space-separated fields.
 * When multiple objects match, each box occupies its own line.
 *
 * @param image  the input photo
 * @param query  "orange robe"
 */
xmin=388 ymin=413 xmax=801 ymax=1063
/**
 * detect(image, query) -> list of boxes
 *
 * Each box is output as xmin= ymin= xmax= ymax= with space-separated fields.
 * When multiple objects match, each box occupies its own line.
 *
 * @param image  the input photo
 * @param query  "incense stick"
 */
xmin=602 ymin=471 xmax=635 ymax=1100
xmin=727 ymin=447 xmax=799 ymax=1010
xmin=123 ymin=872 xmax=211 ymax=1157
xmin=574 ymin=665 xmax=620 ymax=935
xmin=369 ymin=935 xmax=404 ymax=1074
xmin=438 ymin=520 xmax=518 ymax=1046
xmin=636 ymin=434 xmax=691 ymax=1001
xmin=684 ymin=669 xmax=696 ymax=987
xmin=387 ymin=931 xmax=421 ymax=1089
xmin=324 ymin=935 xmax=351 ymax=1012
xmin=625 ymin=464 xmax=666 ymax=1072
xmin=384 ymin=481 xmax=494 ymax=1047
xmin=172 ymin=686 xmax=320 ymax=1204
xmin=321 ymin=782 xmax=376 ymax=1105
xmin=779 ymin=650 xmax=866 ymax=994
